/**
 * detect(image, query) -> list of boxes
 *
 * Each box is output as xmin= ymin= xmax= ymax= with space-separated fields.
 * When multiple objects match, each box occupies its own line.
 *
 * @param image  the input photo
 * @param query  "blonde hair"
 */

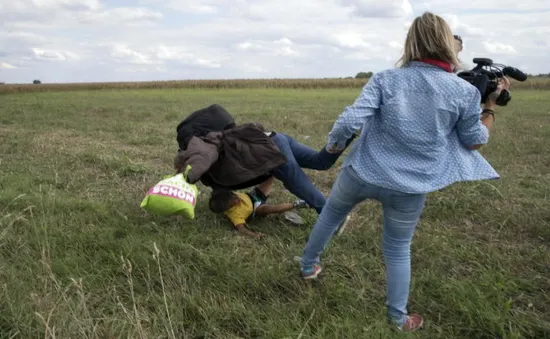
xmin=397 ymin=12 xmax=460 ymax=68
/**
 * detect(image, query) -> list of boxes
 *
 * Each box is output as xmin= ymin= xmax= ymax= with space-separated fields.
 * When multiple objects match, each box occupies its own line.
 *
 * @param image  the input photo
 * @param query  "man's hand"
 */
xmin=235 ymin=225 xmax=265 ymax=239
xmin=326 ymin=144 xmax=344 ymax=154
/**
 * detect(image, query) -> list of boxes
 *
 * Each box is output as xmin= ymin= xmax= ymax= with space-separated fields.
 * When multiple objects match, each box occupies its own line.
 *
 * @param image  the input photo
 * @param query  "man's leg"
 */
xmin=271 ymin=134 xmax=327 ymax=214
xmin=280 ymin=133 xmax=358 ymax=171
xmin=248 ymin=177 xmax=274 ymax=217
xmin=272 ymin=162 xmax=326 ymax=214
xmin=256 ymin=176 xmax=275 ymax=197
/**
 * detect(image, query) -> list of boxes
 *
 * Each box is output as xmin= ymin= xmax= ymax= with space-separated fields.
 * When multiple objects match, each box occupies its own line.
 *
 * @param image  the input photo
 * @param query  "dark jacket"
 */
xmin=176 ymin=123 xmax=287 ymax=189
xmin=176 ymin=136 xmax=219 ymax=184
xmin=176 ymin=104 xmax=236 ymax=151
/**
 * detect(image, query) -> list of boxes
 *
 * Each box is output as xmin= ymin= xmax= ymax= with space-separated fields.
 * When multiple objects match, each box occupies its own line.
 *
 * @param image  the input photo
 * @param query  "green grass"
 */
xmin=0 ymin=88 xmax=549 ymax=339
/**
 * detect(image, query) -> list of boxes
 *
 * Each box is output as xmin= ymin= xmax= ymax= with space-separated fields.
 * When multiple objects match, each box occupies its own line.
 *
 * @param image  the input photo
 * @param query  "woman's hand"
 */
xmin=485 ymin=76 xmax=511 ymax=109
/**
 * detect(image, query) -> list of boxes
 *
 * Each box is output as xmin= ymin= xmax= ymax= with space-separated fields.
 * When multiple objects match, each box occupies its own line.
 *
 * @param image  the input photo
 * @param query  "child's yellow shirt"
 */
xmin=224 ymin=192 xmax=253 ymax=227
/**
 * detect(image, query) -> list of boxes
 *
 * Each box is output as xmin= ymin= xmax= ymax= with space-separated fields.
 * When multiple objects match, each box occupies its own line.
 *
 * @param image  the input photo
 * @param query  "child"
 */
xmin=208 ymin=177 xmax=309 ymax=239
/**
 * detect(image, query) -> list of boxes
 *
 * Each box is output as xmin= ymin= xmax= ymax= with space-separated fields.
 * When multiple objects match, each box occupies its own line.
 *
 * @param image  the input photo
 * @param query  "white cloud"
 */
xmin=388 ymin=41 xmax=403 ymax=50
xmin=1 ymin=0 xmax=101 ymax=13
xmin=342 ymin=0 xmax=413 ymax=18
xmin=109 ymin=44 xmax=155 ymax=65
xmin=1 ymin=0 xmax=162 ymax=28
xmin=115 ymin=66 xmax=150 ymax=73
xmin=32 ymin=48 xmax=80 ymax=61
xmin=243 ymin=65 xmax=268 ymax=73
xmin=144 ymin=0 xmax=220 ymax=14
xmin=100 ymin=43 xmax=221 ymax=70
xmin=234 ymin=38 xmax=300 ymax=57
xmin=236 ymin=42 xmax=254 ymax=51
xmin=78 ymin=7 xmax=163 ymax=24
xmin=193 ymin=59 xmax=221 ymax=68
xmin=416 ymin=0 xmax=550 ymax=11
xmin=332 ymin=32 xmax=372 ymax=49
xmin=152 ymin=45 xmax=221 ymax=68
xmin=1 ymin=62 xmax=17 ymax=69
xmin=0 ymin=0 xmax=99 ymax=24
xmin=1 ymin=0 xmax=550 ymax=82
xmin=273 ymin=38 xmax=299 ymax=56
xmin=483 ymin=42 xmax=517 ymax=55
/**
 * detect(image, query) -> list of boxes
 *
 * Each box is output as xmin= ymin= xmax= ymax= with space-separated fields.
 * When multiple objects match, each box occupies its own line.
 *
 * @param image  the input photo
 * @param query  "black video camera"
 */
xmin=457 ymin=58 xmax=527 ymax=106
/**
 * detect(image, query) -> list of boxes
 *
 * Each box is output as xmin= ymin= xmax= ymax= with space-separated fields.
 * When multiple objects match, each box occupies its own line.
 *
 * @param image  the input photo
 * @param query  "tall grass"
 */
xmin=2 ymin=77 xmax=549 ymax=93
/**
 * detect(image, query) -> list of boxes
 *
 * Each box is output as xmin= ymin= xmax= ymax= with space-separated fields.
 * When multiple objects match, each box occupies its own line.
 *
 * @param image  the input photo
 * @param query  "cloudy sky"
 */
xmin=1 ymin=0 xmax=549 ymax=83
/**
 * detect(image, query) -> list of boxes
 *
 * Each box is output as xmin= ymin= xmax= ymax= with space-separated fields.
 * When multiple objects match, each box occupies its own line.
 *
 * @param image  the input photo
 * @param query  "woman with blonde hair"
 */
xmin=298 ymin=12 xmax=509 ymax=332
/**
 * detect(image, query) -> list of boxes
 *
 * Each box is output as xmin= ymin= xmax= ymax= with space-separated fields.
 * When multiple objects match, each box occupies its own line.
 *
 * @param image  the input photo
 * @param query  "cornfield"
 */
xmin=1 ymin=77 xmax=549 ymax=93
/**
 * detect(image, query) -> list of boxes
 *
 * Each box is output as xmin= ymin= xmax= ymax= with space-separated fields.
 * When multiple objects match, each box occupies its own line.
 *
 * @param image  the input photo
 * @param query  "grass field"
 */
xmin=0 ymin=86 xmax=549 ymax=338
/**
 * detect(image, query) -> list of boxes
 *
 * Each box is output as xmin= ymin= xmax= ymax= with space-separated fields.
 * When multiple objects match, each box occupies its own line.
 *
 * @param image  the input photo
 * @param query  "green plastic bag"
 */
xmin=140 ymin=166 xmax=199 ymax=219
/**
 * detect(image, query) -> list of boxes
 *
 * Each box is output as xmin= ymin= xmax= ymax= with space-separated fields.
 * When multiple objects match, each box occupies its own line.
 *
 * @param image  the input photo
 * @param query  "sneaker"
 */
xmin=292 ymin=200 xmax=310 ymax=209
xmin=397 ymin=314 xmax=424 ymax=332
xmin=300 ymin=264 xmax=322 ymax=280
xmin=335 ymin=215 xmax=351 ymax=236
xmin=284 ymin=211 xmax=305 ymax=225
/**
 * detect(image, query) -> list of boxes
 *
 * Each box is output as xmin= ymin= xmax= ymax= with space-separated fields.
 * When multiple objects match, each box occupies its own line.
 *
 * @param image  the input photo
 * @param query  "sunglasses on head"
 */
xmin=454 ymin=35 xmax=463 ymax=43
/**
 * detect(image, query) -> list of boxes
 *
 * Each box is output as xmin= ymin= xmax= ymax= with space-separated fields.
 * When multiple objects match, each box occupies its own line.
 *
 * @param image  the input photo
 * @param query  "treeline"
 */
xmin=527 ymin=73 xmax=550 ymax=78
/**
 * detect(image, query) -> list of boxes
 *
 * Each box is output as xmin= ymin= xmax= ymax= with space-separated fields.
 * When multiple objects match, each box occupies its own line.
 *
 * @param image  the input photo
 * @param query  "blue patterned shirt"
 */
xmin=328 ymin=61 xmax=500 ymax=194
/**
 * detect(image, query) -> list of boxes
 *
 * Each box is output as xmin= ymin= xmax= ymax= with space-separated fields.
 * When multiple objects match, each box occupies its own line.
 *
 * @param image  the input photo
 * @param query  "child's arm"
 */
xmin=234 ymin=224 xmax=265 ymax=239
xmin=227 ymin=214 xmax=265 ymax=240
xmin=254 ymin=203 xmax=294 ymax=217
xmin=255 ymin=200 xmax=309 ymax=217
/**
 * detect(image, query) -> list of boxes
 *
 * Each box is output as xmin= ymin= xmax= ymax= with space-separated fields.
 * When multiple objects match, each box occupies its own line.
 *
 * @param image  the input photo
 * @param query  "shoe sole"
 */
xmin=302 ymin=266 xmax=322 ymax=280
xmin=397 ymin=316 xmax=424 ymax=332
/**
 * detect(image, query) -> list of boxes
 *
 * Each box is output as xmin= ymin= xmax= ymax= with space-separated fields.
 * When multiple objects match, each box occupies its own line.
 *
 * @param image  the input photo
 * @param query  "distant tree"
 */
xmin=33 ymin=79 xmax=41 ymax=84
xmin=355 ymin=72 xmax=373 ymax=79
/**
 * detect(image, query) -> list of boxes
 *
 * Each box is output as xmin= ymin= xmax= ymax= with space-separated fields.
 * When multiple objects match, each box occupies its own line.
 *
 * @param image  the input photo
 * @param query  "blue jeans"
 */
xmin=301 ymin=165 xmax=427 ymax=326
xmin=270 ymin=133 xmax=341 ymax=214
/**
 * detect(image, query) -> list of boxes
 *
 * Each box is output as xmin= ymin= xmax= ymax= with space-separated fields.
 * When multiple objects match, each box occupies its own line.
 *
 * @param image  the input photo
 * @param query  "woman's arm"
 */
xmin=326 ymin=73 xmax=383 ymax=152
xmin=469 ymin=107 xmax=495 ymax=150
xmin=458 ymin=77 xmax=510 ymax=150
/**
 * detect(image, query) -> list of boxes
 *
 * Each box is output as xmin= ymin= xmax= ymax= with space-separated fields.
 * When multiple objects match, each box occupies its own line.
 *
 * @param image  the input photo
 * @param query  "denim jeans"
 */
xmin=301 ymin=165 xmax=427 ymax=326
xmin=270 ymin=133 xmax=341 ymax=214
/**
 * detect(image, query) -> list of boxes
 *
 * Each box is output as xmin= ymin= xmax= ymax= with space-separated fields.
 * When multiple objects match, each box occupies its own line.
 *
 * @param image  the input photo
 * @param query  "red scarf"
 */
xmin=418 ymin=59 xmax=453 ymax=73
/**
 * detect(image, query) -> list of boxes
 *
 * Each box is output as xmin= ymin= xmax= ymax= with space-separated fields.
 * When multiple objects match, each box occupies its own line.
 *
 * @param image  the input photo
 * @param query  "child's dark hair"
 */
xmin=209 ymin=189 xmax=237 ymax=213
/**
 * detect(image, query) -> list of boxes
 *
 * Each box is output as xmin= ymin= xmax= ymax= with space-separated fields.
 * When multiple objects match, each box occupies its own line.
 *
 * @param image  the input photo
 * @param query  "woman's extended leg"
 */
xmin=300 ymin=166 xmax=372 ymax=271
